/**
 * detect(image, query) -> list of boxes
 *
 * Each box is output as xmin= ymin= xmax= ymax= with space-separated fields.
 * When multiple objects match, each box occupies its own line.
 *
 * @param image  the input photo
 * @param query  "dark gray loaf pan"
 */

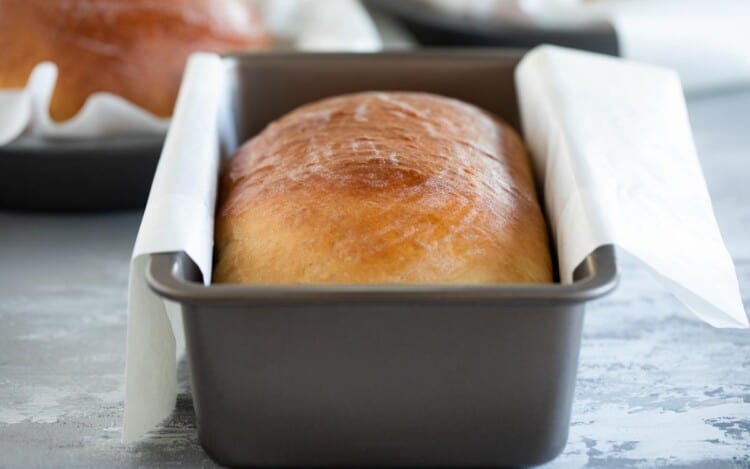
xmin=367 ymin=0 xmax=620 ymax=55
xmin=147 ymin=51 xmax=619 ymax=467
xmin=0 ymin=135 xmax=163 ymax=212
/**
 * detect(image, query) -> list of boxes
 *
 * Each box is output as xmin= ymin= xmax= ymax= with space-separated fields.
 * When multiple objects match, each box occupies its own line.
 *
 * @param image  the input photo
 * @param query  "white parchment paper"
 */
xmin=123 ymin=53 xmax=225 ymax=443
xmin=516 ymin=46 xmax=748 ymax=329
xmin=424 ymin=0 xmax=750 ymax=92
xmin=0 ymin=0 xmax=381 ymax=146
xmin=0 ymin=62 xmax=169 ymax=145
xmin=124 ymin=45 xmax=749 ymax=443
xmin=606 ymin=0 xmax=750 ymax=91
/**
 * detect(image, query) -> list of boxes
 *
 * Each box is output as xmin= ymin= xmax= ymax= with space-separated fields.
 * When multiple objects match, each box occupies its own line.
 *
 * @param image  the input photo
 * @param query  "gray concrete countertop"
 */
xmin=1 ymin=88 xmax=749 ymax=468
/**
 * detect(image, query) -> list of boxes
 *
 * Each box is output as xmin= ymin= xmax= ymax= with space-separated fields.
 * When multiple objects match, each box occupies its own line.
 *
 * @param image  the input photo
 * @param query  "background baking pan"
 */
xmin=366 ymin=0 xmax=620 ymax=55
xmin=0 ymin=135 xmax=163 ymax=212
xmin=147 ymin=51 xmax=619 ymax=467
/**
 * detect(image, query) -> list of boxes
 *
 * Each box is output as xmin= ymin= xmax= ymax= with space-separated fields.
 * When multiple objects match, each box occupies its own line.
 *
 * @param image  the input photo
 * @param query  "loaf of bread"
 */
xmin=0 ymin=0 xmax=270 ymax=121
xmin=214 ymin=92 xmax=552 ymax=284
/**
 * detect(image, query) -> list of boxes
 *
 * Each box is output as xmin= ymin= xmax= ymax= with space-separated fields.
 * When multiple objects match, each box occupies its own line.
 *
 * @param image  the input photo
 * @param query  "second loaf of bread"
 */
xmin=0 ymin=0 xmax=269 ymax=121
xmin=214 ymin=92 xmax=552 ymax=284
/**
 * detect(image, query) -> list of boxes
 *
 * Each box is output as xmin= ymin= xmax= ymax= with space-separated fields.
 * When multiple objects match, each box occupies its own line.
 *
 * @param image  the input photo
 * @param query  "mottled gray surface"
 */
xmin=1 ymin=89 xmax=750 ymax=468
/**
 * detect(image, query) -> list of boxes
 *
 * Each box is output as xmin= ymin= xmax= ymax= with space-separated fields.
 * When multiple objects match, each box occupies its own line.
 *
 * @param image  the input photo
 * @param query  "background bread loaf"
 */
xmin=0 ymin=0 xmax=270 ymax=121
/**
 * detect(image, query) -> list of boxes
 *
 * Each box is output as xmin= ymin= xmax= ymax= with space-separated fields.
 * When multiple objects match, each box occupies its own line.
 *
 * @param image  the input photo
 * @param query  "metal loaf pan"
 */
xmin=147 ymin=51 xmax=619 ymax=468
xmin=0 ymin=135 xmax=163 ymax=212
xmin=367 ymin=0 xmax=620 ymax=55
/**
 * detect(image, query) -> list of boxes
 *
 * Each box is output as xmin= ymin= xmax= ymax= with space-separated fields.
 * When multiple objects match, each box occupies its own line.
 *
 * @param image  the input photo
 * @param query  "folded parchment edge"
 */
xmin=516 ymin=45 xmax=749 ymax=329
xmin=122 ymin=53 xmax=225 ymax=443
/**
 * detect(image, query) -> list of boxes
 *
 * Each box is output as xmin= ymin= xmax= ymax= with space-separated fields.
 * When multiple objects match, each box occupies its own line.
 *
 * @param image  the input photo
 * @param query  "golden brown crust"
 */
xmin=0 ymin=0 xmax=270 ymax=121
xmin=214 ymin=92 xmax=552 ymax=284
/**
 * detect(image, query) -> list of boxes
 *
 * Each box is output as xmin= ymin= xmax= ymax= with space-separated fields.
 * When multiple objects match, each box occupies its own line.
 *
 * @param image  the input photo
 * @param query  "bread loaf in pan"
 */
xmin=214 ymin=91 xmax=552 ymax=284
xmin=146 ymin=53 xmax=621 ymax=468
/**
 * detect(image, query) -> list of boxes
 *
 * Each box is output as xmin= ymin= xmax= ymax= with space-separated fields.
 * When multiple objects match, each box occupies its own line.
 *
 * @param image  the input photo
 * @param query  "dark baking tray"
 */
xmin=147 ymin=51 xmax=619 ymax=467
xmin=0 ymin=135 xmax=163 ymax=212
xmin=367 ymin=0 xmax=620 ymax=55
